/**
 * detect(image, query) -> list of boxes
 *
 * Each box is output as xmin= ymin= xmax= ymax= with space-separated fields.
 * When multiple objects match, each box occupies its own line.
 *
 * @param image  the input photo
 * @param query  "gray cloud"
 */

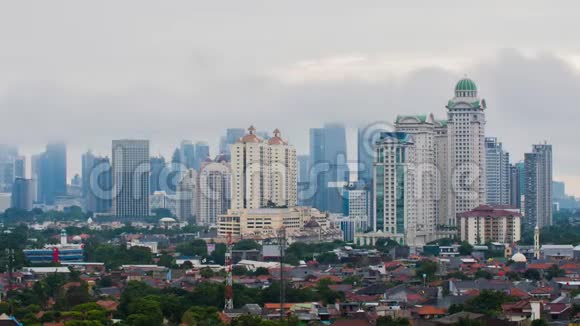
xmin=0 ymin=2 xmax=579 ymax=194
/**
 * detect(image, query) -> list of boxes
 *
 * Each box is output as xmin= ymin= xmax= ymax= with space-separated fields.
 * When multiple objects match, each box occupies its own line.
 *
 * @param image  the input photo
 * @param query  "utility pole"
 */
xmin=278 ymin=227 xmax=286 ymax=321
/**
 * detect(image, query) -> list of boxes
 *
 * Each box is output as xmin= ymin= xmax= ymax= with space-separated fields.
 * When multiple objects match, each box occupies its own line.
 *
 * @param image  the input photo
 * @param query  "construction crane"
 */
xmin=224 ymin=232 xmax=234 ymax=311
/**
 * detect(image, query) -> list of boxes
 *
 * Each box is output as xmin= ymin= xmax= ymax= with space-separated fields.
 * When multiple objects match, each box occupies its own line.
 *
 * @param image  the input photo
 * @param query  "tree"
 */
xmin=209 ymin=243 xmax=227 ymax=265
xmin=524 ymin=269 xmax=541 ymax=281
xmin=157 ymin=253 xmax=175 ymax=268
xmin=376 ymin=316 xmax=410 ymax=326
xmin=458 ymin=241 xmax=474 ymax=256
xmin=316 ymin=252 xmax=339 ymax=265
xmin=233 ymin=239 xmax=261 ymax=251
xmin=181 ymin=306 xmax=222 ymax=326
xmin=531 ymin=319 xmax=548 ymax=326
xmin=464 ymin=290 xmax=514 ymax=316
xmin=448 ymin=304 xmax=464 ymax=314
xmin=416 ymin=260 xmax=438 ymax=281
xmin=253 ymin=267 xmax=270 ymax=276
xmin=546 ymin=264 xmax=565 ymax=280
xmin=177 ymin=239 xmax=208 ymax=257
xmin=200 ymin=267 xmax=215 ymax=279
xmin=474 ymin=270 xmax=493 ymax=280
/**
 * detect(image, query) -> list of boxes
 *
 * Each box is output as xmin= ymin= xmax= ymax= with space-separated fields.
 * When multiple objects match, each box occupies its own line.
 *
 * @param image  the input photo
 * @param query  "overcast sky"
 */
xmin=1 ymin=1 xmax=580 ymax=195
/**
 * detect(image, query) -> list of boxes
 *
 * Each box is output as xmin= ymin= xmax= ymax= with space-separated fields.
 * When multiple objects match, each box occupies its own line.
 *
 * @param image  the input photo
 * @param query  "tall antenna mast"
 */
xmin=224 ymin=232 xmax=234 ymax=310
xmin=279 ymin=227 xmax=286 ymax=320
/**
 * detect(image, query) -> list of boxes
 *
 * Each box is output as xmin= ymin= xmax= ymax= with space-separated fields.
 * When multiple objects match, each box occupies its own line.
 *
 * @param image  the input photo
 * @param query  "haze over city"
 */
xmin=1 ymin=1 xmax=580 ymax=194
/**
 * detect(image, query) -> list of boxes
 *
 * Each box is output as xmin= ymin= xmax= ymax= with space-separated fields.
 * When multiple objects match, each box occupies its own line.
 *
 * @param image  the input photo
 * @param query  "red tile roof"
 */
xmin=416 ymin=306 xmax=447 ymax=316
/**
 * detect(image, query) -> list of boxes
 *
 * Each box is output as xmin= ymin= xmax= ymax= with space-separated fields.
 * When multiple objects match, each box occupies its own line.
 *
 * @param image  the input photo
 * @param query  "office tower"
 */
xmin=11 ymin=177 xmax=33 ymax=211
xmin=297 ymin=155 xmax=310 ymax=205
xmin=149 ymin=156 xmax=166 ymax=194
xmin=194 ymin=141 xmax=210 ymax=170
xmin=340 ymin=219 xmax=356 ymax=242
xmin=552 ymin=181 xmax=565 ymax=200
xmin=167 ymin=148 xmax=184 ymax=194
xmin=395 ymin=114 xmax=439 ymax=244
xmin=485 ymin=137 xmax=510 ymax=206
xmin=37 ymin=142 xmax=67 ymax=205
xmin=309 ymin=123 xmax=349 ymax=213
xmin=112 ymin=140 xmax=150 ymax=217
xmin=198 ymin=155 xmax=231 ymax=226
xmin=220 ymin=128 xmax=245 ymax=159
xmin=180 ymin=140 xmax=196 ymax=169
xmin=509 ymin=164 xmax=522 ymax=209
xmin=0 ymin=145 xmax=21 ymax=192
xmin=357 ymin=125 xmax=390 ymax=226
xmin=524 ymin=143 xmax=553 ymax=228
xmin=343 ymin=182 xmax=370 ymax=232
xmin=230 ymin=126 xmax=297 ymax=210
xmin=447 ymin=78 xmax=486 ymax=224
xmin=373 ymin=132 xmax=417 ymax=245
xmin=84 ymin=155 xmax=112 ymax=213
xmin=176 ymin=169 xmax=197 ymax=222
xmin=82 ymin=151 xmax=96 ymax=199
xmin=14 ymin=156 xmax=25 ymax=179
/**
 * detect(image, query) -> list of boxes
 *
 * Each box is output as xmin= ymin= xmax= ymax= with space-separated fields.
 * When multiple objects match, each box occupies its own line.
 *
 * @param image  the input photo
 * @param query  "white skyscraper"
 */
xmin=485 ymin=137 xmax=510 ymax=206
xmin=230 ymin=126 xmax=297 ymax=210
xmin=198 ymin=156 xmax=231 ymax=226
xmin=446 ymin=78 xmax=486 ymax=225
xmin=112 ymin=140 xmax=150 ymax=217
xmin=395 ymin=114 xmax=439 ymax=244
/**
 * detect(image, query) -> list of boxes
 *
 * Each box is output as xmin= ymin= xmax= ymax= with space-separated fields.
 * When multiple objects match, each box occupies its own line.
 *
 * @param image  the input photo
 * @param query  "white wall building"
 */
xmin=458 ymin=205 xmax=521 ymax=245
xmin=446 ymin=78 xmax=487 ymax=225
xmin=395 ymin=114 xmax=439 ymax=244
xmin=230 ymin=126 xmax=297 ymax=210
xmin=198 ymin=156 xmax=231 ymax=226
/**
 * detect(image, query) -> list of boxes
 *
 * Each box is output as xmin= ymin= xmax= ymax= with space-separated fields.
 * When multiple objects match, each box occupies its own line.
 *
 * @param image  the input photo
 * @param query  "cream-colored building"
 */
xmin=198 ymin=156 xmax=231 ymax=226
xmin=458 ymin=205 xmax=521 ymax=245
xmin=230 ymin=126 xmax=297 ymax=210
xmin=447 ymin=78 xmax=487 ymax=225
xmin=217 ymin=206 xmax=325 ymax=238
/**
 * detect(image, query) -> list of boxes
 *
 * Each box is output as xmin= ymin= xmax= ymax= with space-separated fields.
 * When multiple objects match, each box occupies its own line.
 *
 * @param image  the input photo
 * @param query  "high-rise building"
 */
xmin=149 ymin=156 xmax=166 ymax=194
xmin=509 ymin=164 xmax=522 ymax=209
xmin=342 ymin=183 xmax=370 ymax=232
xmin=11 ymin=177 xmax=33 ymax=211
xmin=485 ymin=137 xmax=510 ymax=206
xmin=37 ymin=142 xmax=67 ymax=205
xmin=176 ymin=169 xmax=197 ymax=222
xmin=112 ymin=140 xmax=150 ymax=217
xmin=309 ymin=123 xmax=349 ymax=213
xmin=198 ymin=155 xmax=231 ymax=226
xmin=230 ymin=126 xmax=297 ymax=210
xmin=84 ymin=155 xmax=112 ymax=213
xmin=524 ymin=143 xmax=553 ymax=228
xmin=0 ymin=146 xmax=24 ymax=193
xmin=395 ymin=114 xmax=439 ymax=244
xmin=373 ymin=132 xmax=416 ymax=245
xmin=220 ymin=128 xmax=245 ymax=159
xmin=552 ymin=181 xmax=565 ymax=200
xmin=446 ymin=78 xmax=486 ymax=225
xmin=194 ymin=141 xmax=210 ymax=170
xmin=297 ymin=155 xmax=310 ymax=206
xmin=180 ymin=140 xmax=196 ymax=170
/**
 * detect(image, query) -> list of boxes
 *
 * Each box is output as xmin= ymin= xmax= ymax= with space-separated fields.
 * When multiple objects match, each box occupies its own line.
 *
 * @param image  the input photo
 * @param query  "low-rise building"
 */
xmin=458 ymin=205 xmax=521 ymax=245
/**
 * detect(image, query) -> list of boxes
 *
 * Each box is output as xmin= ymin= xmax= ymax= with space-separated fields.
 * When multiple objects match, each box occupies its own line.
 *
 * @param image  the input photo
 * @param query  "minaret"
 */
xmin=534 ymin=224 xmax=540 ymax=260
xmin=60 ymin=229 xmax=68 ymax=245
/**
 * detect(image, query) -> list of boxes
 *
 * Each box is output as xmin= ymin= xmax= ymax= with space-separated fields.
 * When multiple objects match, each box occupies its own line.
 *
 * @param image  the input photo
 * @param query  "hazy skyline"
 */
xmin=2 ymin=1 xmax=580 ymax=195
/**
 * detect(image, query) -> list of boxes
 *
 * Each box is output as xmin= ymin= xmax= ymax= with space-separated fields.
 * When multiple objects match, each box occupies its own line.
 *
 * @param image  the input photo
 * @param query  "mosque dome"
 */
xmin=511 ymin=252 xmax=527 ymax=263
xmin=455 ymin=78 xmax=477 ymax=97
